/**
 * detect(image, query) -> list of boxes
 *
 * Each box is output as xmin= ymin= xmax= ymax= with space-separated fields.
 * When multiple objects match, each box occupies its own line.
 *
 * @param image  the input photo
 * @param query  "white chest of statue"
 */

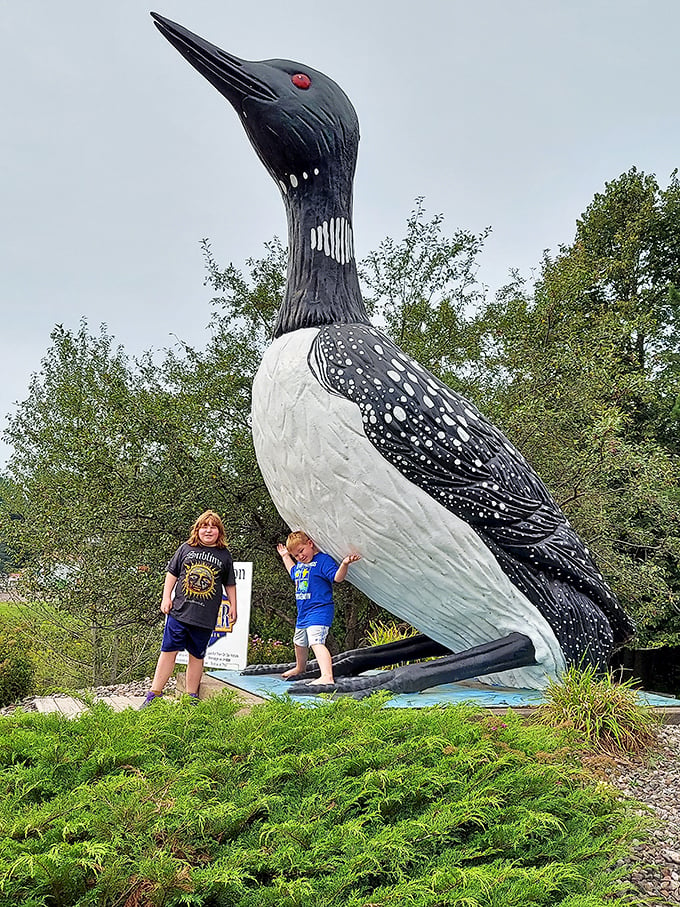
xmin=251 ymin=328 xmax=565 ymax=688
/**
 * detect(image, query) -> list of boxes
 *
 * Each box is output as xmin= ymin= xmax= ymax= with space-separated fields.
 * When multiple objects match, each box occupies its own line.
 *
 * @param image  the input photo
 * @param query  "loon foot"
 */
xmin=241 ymin=662 xmax=293 ymax=676
xmin=241 ymin=634 xmax=448 ymax=679
xmin=327 ymin=634 xmax=450 ymax=677
xmin=287 ymin=633 xmax=537 ymax=698
xmin=241 ymin=661 xmax=320 ymax=679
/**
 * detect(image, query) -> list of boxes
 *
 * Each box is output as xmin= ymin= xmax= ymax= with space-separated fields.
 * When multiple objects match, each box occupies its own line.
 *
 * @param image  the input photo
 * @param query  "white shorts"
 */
xmin=294 ymin=625 xmax=330 ymax=647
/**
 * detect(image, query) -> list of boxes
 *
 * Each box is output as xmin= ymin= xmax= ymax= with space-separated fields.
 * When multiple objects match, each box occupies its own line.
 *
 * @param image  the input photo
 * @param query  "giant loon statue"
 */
xmin=151 ymin=14 xmax=635 ymax=695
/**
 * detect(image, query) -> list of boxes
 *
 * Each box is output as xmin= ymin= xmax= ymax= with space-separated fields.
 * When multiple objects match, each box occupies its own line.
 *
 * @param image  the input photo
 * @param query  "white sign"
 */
xmin=176 ymin=561 xmax=252 ymax=671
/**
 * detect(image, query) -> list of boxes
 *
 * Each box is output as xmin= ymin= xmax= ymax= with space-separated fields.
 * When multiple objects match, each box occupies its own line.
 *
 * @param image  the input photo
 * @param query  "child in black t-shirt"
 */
xmin=141 ymin=511 xmax=237 ymax=707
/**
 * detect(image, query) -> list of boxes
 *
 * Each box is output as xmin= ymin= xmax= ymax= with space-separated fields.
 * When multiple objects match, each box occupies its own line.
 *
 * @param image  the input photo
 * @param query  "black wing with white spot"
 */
xmin=309 ymin=323 xmax=634 ymax=663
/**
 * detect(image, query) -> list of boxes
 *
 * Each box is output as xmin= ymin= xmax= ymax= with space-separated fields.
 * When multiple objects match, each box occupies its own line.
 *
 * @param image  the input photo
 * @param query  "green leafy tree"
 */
xmin=0 ymin=323 xmax=178 ymax=684
xmin=0 ymin=310 xmax=316 ymax=684
xmin=0 ymin=479 xmax=15 ymax=575
xmin=471 ymin=170 xmax=680 ymax=644
xmin=573 ymin=168 xmax=680 ymax=385
xmin=0 ymin=320 xmax=277 ymax=685
xmin=359 ymin=197 xmax=489 ymax=385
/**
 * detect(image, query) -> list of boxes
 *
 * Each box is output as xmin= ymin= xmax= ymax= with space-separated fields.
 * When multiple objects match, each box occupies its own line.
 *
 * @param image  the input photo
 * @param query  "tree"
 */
xmin=0 ymin=479 xmax=16 ymax=575
xmin=0 ymin=324 xmax=174 ymax=683
xmin=569 ymin=168 xmax=680 ymax=452
xmin=469 ymin=170 xmax=680 ymax=645
xmin=359 ymin=197 xmax=489 ymax=386
xmin=0 ymin=319 xmax=278 ymax=685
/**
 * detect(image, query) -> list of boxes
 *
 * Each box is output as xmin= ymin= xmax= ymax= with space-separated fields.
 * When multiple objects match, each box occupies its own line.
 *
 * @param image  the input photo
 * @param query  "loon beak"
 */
xmin=151 ymin=12 xmax=277 ymax=108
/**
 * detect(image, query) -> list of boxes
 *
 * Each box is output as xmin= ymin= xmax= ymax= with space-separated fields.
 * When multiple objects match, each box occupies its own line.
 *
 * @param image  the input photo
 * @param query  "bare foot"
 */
xmin=307 ymin=676 xmax=334 ymax=686
xmin=281 ymin=669 xmax=305 ymax=680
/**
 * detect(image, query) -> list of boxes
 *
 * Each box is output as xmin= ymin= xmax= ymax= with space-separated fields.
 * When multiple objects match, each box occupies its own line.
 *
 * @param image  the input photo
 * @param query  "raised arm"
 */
xmin=277 ymin=542 xmax=295 ymax=575
xmin=335 ymin=553 xmax=361 ymax=583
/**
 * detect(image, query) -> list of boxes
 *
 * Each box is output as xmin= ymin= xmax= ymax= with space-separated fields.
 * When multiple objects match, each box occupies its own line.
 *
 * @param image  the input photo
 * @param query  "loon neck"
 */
xmin=274 ymin=179 xmax=369 ymax=337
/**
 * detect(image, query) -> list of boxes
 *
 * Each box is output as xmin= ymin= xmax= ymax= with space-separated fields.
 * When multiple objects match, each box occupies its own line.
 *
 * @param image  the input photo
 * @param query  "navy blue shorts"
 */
xmin=161 ymin=613 xmax=213 ymax=659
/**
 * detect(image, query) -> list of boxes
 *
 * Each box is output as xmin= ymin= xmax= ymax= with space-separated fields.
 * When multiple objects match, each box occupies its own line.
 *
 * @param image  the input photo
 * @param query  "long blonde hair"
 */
xmin=187 ymin=510 xmax=228 ymax=548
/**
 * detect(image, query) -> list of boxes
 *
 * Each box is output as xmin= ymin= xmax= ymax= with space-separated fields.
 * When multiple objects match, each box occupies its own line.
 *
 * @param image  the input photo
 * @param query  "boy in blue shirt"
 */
xmin=277 ymin=530 xmax=361 ymax=685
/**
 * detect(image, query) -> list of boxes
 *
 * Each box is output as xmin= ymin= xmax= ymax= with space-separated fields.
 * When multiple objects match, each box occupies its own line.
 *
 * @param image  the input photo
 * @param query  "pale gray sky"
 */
xmin=2 ymin=0 xmax=679 ymax=465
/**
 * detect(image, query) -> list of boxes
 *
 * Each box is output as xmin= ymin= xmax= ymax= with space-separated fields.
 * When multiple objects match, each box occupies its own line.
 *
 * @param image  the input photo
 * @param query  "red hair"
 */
xmin=187 ymin=510 xmax=228 ymax=548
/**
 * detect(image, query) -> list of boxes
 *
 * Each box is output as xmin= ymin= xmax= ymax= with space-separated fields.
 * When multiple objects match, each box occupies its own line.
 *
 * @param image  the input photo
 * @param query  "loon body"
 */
xmin=253 ymin=326 xmax=564 ymax=688
xmin=152 ymin=14 xmax=634 ymax=694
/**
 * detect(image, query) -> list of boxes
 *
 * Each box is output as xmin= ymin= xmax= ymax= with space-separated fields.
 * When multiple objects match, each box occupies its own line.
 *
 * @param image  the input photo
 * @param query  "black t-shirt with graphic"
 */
xmin=167 ymin=543 xmax=236 ymax=629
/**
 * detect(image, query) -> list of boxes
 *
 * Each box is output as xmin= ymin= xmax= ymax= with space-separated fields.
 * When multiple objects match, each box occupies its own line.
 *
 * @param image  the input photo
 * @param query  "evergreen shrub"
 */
xmin=0 ymin=624 xmax=35 ymax=707
xmin=0 ymin=694 xmax=649 ymax=906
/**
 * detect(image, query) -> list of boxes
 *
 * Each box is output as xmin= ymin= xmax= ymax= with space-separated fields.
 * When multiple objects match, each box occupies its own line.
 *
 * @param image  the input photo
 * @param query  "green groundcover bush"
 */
xmin=0 ymin=623 xmax=35 ymax=708
xmin=0 ymin=695 xmax=648 ymax=907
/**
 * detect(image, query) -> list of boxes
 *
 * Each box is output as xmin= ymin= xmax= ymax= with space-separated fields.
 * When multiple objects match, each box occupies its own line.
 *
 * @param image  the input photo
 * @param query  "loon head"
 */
xmin=151 ymin=13 xmax=359 ymax=206
xmin=152 ymin=13 xmax=368 ymax=336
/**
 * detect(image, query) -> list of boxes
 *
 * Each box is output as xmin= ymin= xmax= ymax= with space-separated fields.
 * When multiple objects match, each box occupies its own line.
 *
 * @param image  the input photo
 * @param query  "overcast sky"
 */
xmin=2 ymin=0 xmax=679 ymax=466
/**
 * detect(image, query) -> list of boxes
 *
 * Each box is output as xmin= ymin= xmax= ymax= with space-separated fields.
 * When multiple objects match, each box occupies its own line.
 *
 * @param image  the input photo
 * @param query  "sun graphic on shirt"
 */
xmin=183 ymin=562 xmax=219 ymax=600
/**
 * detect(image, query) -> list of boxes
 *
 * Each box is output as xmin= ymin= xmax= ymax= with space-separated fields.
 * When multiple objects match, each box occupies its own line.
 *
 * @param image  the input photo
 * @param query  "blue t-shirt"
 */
xmin=290 ymin=552 xmax=339 ymax=628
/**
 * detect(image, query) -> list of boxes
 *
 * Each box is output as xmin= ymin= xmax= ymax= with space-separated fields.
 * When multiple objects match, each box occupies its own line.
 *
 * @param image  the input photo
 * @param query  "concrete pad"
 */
xmin=102 ymin=695 xmax=145 ymax=711
xmin=207 ymin=669 xmax=680 ymax=723
xmin=34 ymin=696 xmax=85 ymax=718
xmin=176 ymin=671 xmax=266 ymax=706
xmin=33 ymin=696 xmax=62 ymax=714
xmin=32 ymin=694 xmax=146 ymax=716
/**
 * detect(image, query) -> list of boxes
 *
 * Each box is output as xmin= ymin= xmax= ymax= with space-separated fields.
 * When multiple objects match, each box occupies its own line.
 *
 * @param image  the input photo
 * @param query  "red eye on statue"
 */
xmin=291 ymin=73 xmax=311 ymax=90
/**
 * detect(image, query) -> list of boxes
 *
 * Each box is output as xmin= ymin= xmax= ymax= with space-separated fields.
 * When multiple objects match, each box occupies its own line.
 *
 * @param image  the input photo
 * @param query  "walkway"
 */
xmin=32 ymin=695 xmax=146 ymax=717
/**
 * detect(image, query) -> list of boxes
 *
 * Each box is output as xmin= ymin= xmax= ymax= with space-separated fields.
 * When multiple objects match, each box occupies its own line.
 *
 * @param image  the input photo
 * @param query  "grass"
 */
xmin=0 ymin=601 xmax=23 ymax=621
xmin=0 ymin=693 xmax=651 ymax=907
xmin=363 ymin=619 xmax=419 ymax=647
xmin=533 ymin=665 xmax=661 ymax=756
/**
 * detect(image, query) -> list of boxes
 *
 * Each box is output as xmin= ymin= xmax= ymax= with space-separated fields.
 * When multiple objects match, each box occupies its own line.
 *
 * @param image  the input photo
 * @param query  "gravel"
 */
xmin=607 ymin=723 xmax=680 ymax=904
xmin=1 ymin=687 xmax=678 ymax=903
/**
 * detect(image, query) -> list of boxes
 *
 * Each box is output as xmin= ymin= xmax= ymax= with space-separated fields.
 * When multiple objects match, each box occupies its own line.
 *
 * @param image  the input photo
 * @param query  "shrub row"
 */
xmin=0 ymin=694 xmax=648 ymax=906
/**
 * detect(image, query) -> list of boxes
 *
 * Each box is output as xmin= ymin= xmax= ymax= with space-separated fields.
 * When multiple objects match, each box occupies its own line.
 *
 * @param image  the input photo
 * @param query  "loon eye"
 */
xmin=291 ymin=73 xmax=311 ymax=90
